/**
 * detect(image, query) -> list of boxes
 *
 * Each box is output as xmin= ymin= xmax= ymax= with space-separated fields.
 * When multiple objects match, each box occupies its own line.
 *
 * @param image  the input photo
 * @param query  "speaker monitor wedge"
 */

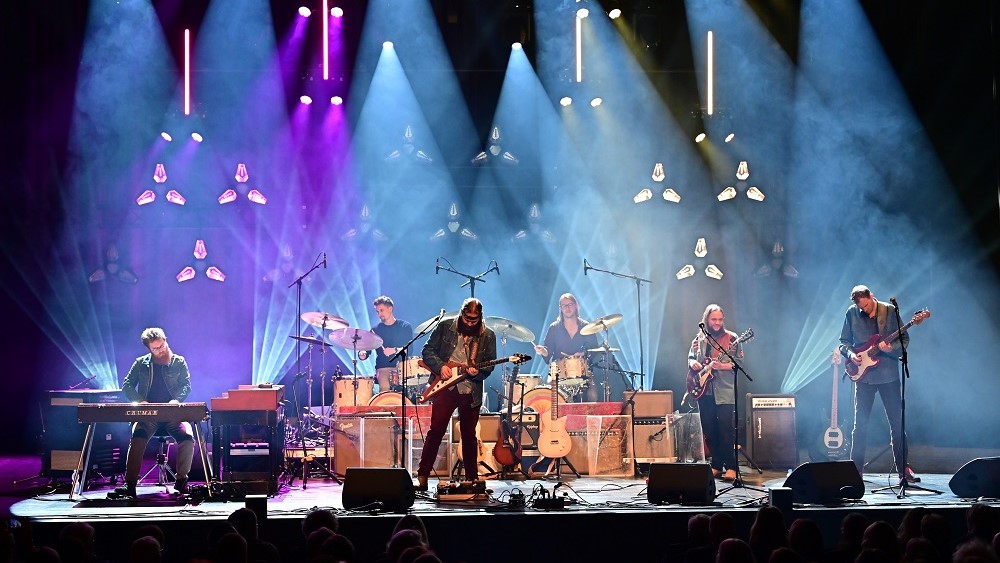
xmin=949 ymin=457 xmax=1000 ymax=499
xmin=783 ymin=460 xmax=864 ymax=504
xmin=341 ymin=467 xmax=415 ymax=513
xmin=646 ymin=462 xmax=716 ymax=505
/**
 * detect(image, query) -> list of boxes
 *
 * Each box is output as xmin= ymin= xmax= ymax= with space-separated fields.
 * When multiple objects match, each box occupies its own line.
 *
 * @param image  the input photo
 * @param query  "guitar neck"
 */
xmin=830 ymin=361 xmax=839 ymax=427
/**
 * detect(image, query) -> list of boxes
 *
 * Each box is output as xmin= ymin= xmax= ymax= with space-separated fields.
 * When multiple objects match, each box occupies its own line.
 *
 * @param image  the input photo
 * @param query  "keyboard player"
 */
xmin=114 ymin=327 xmax=194 ymax=498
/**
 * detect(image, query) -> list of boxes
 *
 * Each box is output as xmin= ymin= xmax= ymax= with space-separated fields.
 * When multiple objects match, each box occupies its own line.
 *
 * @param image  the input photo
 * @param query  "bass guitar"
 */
xmin=492 ymin=363 xmax=521 ymax=468
xmin=822 ymin=348 xmax=849 ymax=458
xmin=845 ymin=309 xmax=930 ymax=382
xmin=537 ymin=361 xmax=572 ymax=459
xmin=418 ymin=353 xmax=531 ymax=403
xmin=685 ymin=328 xmax=754 ymax=400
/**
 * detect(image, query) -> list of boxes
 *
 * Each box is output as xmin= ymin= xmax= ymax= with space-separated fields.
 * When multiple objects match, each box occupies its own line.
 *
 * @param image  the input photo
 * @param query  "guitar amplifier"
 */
xmin=745 ymin=393 xmax=798 ymax=470
xmin=44 ymin=389 xmax=128 ymax=479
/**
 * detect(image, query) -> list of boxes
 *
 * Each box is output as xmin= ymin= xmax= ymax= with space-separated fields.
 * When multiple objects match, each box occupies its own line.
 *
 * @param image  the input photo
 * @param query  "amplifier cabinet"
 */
xmin=633 ymin=417 xmax=675 ymax=463
xmin=44 ymin=389 xmax=128 ymax=480
xmin=745 ymin=393 xmax=798 ymax=470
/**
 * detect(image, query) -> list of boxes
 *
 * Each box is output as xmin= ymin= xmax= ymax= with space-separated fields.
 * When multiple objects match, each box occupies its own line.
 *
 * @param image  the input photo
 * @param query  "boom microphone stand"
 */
xmin=583 ymin=259 xmax=651 ymax=390
xmin=872 ymin=298 xmax=939 ymax=497
xmin=699 ymin=324 xmax=766 ymax=497
xmin=435 ymin=257 xmax=499 ymax=298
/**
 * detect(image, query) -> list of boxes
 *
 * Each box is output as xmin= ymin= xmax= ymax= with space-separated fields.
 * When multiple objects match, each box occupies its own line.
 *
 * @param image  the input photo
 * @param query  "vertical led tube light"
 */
xmin=323 ymin=0 xmax=329 ymax=80
xmin=184 ymin=29 xmax=191 ymax=115
xmin=706 ymin=31 xmax=714 ymax=115
xmin=575 ymin=15 xmax=583 ymax=82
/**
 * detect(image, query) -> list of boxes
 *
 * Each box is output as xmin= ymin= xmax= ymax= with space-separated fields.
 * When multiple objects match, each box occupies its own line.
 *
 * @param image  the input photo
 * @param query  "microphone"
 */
xmin=890 ymin=296 xmax=898 ymax=304
xmin=649 ymin=427 xmax=667 ymax=439
xmin=698 ymin=322 xmax=705 ymax=329
xmin=439 ymin=308 xmax=446 ymax=318
xmin=583 ymin=258 xmax=589 ymax=276
xmin=435 ymin=258 xmax=440 ymax=274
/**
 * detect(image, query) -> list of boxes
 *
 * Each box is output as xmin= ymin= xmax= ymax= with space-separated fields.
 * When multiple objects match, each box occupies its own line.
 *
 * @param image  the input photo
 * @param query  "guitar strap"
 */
xmin=875 ymin=301 xmax=888 ymax=336
xmin=703 ymin=332 xmax=733 ymax=362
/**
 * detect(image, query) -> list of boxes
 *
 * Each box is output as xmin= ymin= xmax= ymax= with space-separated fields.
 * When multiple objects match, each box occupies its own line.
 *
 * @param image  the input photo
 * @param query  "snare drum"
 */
xmin=368 ymin=391 xmax=415 ymax=408
xmin=333 ymin=376 xmax=375 ymax=408
xmin=552 ymin=354 xmax=590 ymax=387
xmin=503 ymin=374 xmax=541 ymax=410
xmin=521 ymin=385 xmax=568 ymax=414
xmin=396 ymin=357 xmax=431 ymax=387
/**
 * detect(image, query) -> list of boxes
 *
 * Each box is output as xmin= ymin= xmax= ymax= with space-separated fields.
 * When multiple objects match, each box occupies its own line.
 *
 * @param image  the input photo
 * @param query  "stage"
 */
xmin=6 ymin=449 xmax=998 ymax=563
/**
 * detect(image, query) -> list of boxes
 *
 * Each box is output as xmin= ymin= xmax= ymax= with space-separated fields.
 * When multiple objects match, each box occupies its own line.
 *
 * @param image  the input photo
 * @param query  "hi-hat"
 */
xmin=301 ymin=312 xmax=349 ymax=331
xmin=328 ymin=327 xmax=384 ymax=351
xmin=288 ymin=335 xmax=332 ymax=347
xmin=587 ymin=346 xmax=620 ymax=353
xmin=580 ymin=313 xmax=624 ymax=335
xmin=484 ymin=316 xmax=535 ymax=343
xmin=414 ymin=311 xmax=459 ymax=334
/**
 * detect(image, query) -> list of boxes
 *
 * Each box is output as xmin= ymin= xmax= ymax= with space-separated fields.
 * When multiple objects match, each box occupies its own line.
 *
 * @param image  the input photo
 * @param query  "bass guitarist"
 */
xmin=687 ymin=304 xmax=744 ymax=481
xmin=839 ymin=284 xmax=918 ymax=485
xmin=416 ymin=298 xmax=497 ymax=491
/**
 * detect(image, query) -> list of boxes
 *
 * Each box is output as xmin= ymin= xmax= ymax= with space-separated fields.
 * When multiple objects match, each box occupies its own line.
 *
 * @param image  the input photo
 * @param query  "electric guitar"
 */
xmin=822 ymin=348 xmax=849 ymax=458
xmin=492 ymin=364 xmax=521 ymax=468
xmin=845 ymin=309 xmax=930 ymax=382
xmin=418 ymin=353 xmax=530 ymax=403
xmin=537 ymin=362 xmax=572 ymax=459
xmin=685 ymin=328 xmax=754 ymax=400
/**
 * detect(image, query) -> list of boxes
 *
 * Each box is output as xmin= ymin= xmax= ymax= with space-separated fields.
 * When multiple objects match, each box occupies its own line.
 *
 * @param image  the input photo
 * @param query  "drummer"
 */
xmin=533 ymin=293 xmax=600 ymax=402
xmin=358 ymin=296 xmax=413 ymax=391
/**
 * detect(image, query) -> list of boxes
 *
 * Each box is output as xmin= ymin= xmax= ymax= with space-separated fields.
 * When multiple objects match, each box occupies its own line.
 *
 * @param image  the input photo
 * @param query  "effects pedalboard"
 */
xmin=435 ymin=480 xmax=490 ymax=501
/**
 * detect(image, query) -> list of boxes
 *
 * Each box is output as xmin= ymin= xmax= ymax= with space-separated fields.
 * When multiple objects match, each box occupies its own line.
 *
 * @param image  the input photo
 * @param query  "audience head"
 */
xmin=718 ymin=538 xmax=756 ymax=563
xmin=863 ymin=521 xmax=901 ymax=561
xmin=211 ymin=533 xmax=247 ymax=563
xmin=688 ymin=513 xmax=712 ymax=547
xmin=302 ymin=508 xmax=339 ymax=537
xmin=711 ymin=512 xmax=738 ymax=546
xmin=393 ymin=514 xmax=429 ymax=543
xmin=789 ymin=518 xmax=824 ymax=561
xmin=129 ymin=536 xmax=162 ymax=563
xmin=770 ymin=546 xmax=804 ymax=563
xmin=227 ymin=508 xmax=260 ymax=541
xmin=387 ymin=530 xmax=425 ymax=563
xmin=750 ymin=505 xmax=789 ymax=551
xmin=319 ymin=533 xmax=356 ymax=563
xmin=952 ymin=540 xmax=998 ymax=563
xmin=967 ymin=505 xmax=1000 ymax=543
xmin=306 ymin=528 xmax=336 ymax=560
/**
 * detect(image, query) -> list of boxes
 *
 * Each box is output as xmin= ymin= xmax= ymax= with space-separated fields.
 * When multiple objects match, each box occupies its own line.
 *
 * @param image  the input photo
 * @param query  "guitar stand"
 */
xmin=543 ymin=456 xmax=581 ymax=479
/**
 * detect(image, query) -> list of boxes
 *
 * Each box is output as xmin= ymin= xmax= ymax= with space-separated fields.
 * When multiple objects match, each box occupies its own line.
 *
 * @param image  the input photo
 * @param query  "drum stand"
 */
xmin=307 ymin=340 xmax=341 ymax=484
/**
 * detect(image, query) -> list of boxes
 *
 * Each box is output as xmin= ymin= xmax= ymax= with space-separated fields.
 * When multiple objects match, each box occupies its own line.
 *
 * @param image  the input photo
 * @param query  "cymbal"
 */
xmin=484 ymin=316 xmax=535 ymax=343
xmin=414 ymin=311 xmax=459 ymax=334
xmin=587 ymin=346 xmax=620 ymax=353
xmin=579 ymin=313 xmax=624 ymax=336
xmin=288 ymin=335 xmax=332 ymax=347
xmin=328 ymin=327 xmax=384 ymax=351
xmin=301 ymin=312 xmax=349 ymax=331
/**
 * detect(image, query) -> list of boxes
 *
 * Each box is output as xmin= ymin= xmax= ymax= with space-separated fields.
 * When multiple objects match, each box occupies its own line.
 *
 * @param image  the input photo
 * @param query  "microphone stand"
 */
xmin=287 ymin=255 xmax=333 ymax=487
xmin=582 ymin=260 xmax=651 ymax=390
xmin=699 ymin=325 xmax=766 ymax=498
xmin=389 ymin=310 xmax=447 ymax=470
xmin=872 ymin=299 xmax=939 ymax=497
xmin=436 ymin=257 xmax=498 ymax=298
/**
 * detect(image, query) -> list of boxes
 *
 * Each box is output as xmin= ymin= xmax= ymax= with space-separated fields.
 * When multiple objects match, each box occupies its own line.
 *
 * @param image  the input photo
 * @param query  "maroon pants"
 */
xmin=417 ymin=388 xmax=481 ymax=480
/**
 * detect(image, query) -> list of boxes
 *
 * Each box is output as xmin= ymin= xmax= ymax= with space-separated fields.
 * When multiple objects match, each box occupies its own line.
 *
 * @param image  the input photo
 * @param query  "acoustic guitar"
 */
xmin=537 ymin=362 xmax=572 ymax=459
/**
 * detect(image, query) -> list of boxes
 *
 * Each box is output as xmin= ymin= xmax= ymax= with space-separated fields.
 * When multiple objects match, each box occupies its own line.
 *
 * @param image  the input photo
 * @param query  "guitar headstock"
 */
xmin=736 ymin=328 xmax=755 ymax=345
xmin=510 ymin=353 xmax=532 ymax=364
xmin=911 ymin=309 xmax=931 ymax=325
xmin=832 ymin=347 xmax=842 ymax=365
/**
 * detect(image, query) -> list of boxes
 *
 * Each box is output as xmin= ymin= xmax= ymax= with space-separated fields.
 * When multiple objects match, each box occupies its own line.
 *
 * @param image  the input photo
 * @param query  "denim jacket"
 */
xmin=422 ymin=319 xmax=497 ymax=408
xmin=122 ymin=354 xmax=192 ymax=403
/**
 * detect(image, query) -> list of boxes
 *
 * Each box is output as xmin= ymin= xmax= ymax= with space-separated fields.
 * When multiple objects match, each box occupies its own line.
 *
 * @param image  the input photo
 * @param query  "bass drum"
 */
xmin=520 ymin=385 xmax=568 ymax=415
xmin=368 ymin=391 xmax=415 ymax=408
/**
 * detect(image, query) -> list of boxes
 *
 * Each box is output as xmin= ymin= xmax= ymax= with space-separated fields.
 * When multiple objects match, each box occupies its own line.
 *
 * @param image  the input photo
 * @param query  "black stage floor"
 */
xmin=5 ymin=451 xmax=998 ymax=563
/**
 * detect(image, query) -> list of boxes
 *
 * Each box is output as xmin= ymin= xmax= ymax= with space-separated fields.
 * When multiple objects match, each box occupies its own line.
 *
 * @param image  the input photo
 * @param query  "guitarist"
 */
xmin=687 ymin=304 xmax=744 ymax=481
xmin=415 ymin=298 xmax=497 ymax=491
xmin=839 ymin=284 xmax=918 ymax=485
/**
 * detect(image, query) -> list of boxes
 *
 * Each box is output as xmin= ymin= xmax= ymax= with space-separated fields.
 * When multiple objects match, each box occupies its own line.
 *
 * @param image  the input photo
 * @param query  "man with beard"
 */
xmin=415 ymin=298 xmax=497 ymax=491
xmin=687 ymin=304 xmax=744 ymax=481
xmin=113 ymin=327 xmax=194 ymax=498
xmin=534 ymin=293 xmax=600 ymax=401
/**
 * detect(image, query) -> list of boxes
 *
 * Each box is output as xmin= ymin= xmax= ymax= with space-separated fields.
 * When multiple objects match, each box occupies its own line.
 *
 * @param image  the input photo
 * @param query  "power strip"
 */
xmin=532 ymin=496 xmax=566 ymax=510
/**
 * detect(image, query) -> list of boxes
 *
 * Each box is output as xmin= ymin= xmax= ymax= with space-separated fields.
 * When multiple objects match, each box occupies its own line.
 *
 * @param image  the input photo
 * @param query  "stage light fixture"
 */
xmin=247 ymin=189 xmax=268 ymax=205
xmin=176 ymin=267 xmax=196 ymax=283
xmin=218 ymin=189 xmax=238 ymax=205
xmin=89 ymin=245 xmax=138 ymax=285
xmin=675 ymin=265 xmax=695 ymax=280
xmin=746 ymin=186 xmax=766 ymax=201
xmin=205 ymin=266 xmax=226 ymax=282
xmin=235 ymin=163 xmax=249 ymax=183
xmin=383 ymin=41 xmax=394 ymax=49
xmin=633 ymin=189 xmax=653 ymax=203
xmin=559 ymin=97 xmax=572 ymax=106
xmin=331 ymin=96 xmax=343 ymax=105
xmin=717 ymin=187 xmax=737 ymax=201
xmin=153 ymin=163 xmax=167 ymax=183
xmin=705 ymin=265 xmax=724 ymax=280
xmin=736 ymin=160 xmax=750 ymax=180
xmin=298 ymin=6 xmax=312 ymax=17
xmin=160 ymin=132 xmax=172 ymax=142
xmin=651 ymin=162 xmax=665 ymax=182
xmin=191 ymin=132 xmax=203 ymax=143
xmin=609 ymin=9 xmax=622 ymax=19
xmin=194 ymin=240 xmax=207 ymax=260
xmin=694 ymin=237 xmax=708 ymax=258
xmin=136 ymin=190 xmax=156 ymax=206
xmin=725 ymin=133 xmax=735 ymax=143
xmin=755 ymin=241 xmax=798 ymax=278
xmin=471 ymin=126 xmax=518 ymax=165
xmin=577 ymin=8 xmax=589 ymax=18
xmin=331 ymin=6 xmax=344 ymax=17
xmin=300 ymin=95 xmax=313 ymax=105
xmin=695 ymin=133 xmax=706 ymax=143
xmin=590 ymin=97 xmax=603 ymax=107
xmin=512 ymin=42 xmax=522 ymax=50
xmin=165 ymin=190 xmax=186 ymax=205
xmin=662 ymin=189 xmax=681 ymax=203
